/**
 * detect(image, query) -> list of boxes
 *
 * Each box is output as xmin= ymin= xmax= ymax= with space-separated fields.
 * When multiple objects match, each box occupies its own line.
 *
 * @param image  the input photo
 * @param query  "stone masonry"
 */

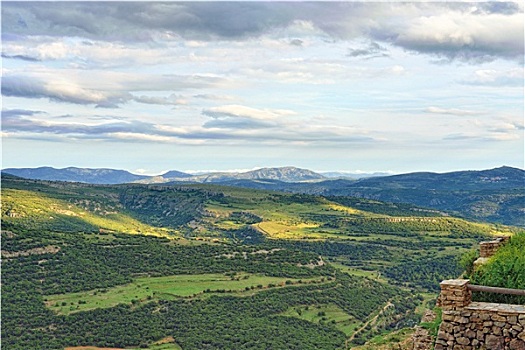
xmin=479 ymin=237 xmax=510 ymax=258
xmin=435 ymin=279 xmax=525 ymax=350
xmin=474 ymin=236 xmax=511 ymax=268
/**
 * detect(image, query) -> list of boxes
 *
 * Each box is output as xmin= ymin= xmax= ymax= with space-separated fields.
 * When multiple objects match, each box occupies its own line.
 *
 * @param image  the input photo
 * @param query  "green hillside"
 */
xmin=2 ymin=175 xmax=522 ymax=349
xmin=204 ymin=166 xmax=525 ymax=227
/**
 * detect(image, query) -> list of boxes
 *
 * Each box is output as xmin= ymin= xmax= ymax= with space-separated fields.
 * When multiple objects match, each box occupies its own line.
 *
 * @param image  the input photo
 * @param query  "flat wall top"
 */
xmin=466 ymin=302 xmax=525 ymax=314
xmin=440 ymin=279 xmax=470 ymax=287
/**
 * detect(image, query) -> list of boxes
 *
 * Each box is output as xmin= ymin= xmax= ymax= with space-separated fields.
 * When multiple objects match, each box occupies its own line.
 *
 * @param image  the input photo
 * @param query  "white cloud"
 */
xmin=133 ymin=94 xmax=188 ymax=106
xmin=393 ymin=10 xmax=524 ymax=62
xmin=106 ymin=132 xmax=179 ymax=143
xmin=461 ymin=68 xmax=524 ymax=86
xmin=2 ymin=69 xmax=226 ymax=107
xmin=425 ymin=106 xmax=481 ymax=116
xmin=202 ymin=105 xmax=296 ymax=121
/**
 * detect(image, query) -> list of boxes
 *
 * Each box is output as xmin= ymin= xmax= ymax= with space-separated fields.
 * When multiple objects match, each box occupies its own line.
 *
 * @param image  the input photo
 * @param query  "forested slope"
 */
xmin=2 ymin=175 xmax=522 ymax=349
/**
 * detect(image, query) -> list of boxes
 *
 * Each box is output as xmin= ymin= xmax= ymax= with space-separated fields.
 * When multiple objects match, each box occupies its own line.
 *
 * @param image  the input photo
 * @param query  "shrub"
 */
xmin=470 ymin=232 xmax=525 ymax=304
xmin=459 ymin=248 xmax=479 ymax=277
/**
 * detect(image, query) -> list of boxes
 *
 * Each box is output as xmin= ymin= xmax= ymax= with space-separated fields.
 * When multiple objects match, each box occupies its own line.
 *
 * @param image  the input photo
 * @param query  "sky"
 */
xmin=1 ymin=1 xmax=524 ymax=175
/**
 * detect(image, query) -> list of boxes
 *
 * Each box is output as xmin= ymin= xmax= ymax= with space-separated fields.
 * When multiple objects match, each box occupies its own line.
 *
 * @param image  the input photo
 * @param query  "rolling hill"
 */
xmin=2 ymin=174 xmax=523 ymax=349
xmin=2 ymin=166 xmax=151 ymax=184
xmin=189 ymin=166 xmax=525 ymax=227
xmin=4 ymin=166 xmax=523 ymax=226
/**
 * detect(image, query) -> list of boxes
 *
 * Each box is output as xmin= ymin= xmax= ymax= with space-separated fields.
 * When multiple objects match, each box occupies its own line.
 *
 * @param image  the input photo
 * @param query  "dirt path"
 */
xmin=345 ymin=301 xmax=394 ymax=349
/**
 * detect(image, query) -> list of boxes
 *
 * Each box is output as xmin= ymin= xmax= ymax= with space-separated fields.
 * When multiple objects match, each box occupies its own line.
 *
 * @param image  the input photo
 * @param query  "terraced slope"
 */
xmin=2 ymin=175 xmax=523 ymax=349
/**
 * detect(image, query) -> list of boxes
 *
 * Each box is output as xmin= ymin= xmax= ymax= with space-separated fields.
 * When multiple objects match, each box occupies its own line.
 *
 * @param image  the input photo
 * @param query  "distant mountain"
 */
xmin=320 ymin=171 xmax=392 ymax=180
xmin=3 ymin=165 xmax=523 ymax=226
xmin=162 ymin=170 xmax=193 ymax=178
xmin=2 ymin=167 xmax=151 ymax=185
xmin=192 ymin=167 xmax=325 ymax=183
xmin=346 ymin=166 xmax=525 ymax=191
xmin=141 ymin=166 xmax=326 ymax=184
xmin=2 ymin=166 xmax=325 ymax=185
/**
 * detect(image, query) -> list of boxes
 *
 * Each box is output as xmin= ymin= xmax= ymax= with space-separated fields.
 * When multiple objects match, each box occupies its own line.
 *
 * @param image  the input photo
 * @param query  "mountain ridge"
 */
xmin=3 ymin=166 xmax=523 ymax=226
xmin=4 ymin=165 xmax=523 ymax=185
xmin=3 ymin=166 xmax=327 ymax=184
xmin=199 ymin=166 xmax=524 ymax=227
xmin=1 ymin=166 xmax=151 ymax=185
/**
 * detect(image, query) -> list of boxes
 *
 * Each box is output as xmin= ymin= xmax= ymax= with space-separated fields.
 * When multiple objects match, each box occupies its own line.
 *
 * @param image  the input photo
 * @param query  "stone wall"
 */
xmin=473 ymin=236 xmax=510 ymax=268
xmin=435 ymin=279 xmax=525 ymax=350
xmin=479 ymin=236 xmax=510 ymax=258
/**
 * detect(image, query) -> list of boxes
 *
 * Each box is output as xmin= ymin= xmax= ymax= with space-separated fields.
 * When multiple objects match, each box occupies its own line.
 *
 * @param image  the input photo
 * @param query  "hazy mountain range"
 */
xmin=2 ymin=166 xmax=334 ymax=184
xmin=3 ymin=165 xmax=524 ymax=227
xmin=3 ymin=165 xmax=523 ymax=187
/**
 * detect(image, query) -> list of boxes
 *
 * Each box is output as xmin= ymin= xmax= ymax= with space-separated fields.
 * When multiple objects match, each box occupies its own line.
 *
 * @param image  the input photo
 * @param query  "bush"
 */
xmin=470 ymin=232 xmax=525 ymax=304
xmin=459 ymin=248 xmax=479 ymax=277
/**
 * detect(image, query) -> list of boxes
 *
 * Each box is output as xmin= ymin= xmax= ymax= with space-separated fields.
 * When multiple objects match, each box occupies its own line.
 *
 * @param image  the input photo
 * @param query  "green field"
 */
xmin=281 ymin=304 xmax=360 ymax=336
xmin=46 ymin=273 xmax=324 ymax=315
xmin=330 ymin=261 xmax=389 ymax=283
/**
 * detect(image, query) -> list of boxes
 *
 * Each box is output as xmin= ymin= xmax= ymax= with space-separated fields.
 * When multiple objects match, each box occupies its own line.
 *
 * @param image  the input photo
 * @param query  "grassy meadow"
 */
xmin=281 ymin=304 xmax=361 ymax=336
xmin=45 ymin=273 xmax=326 ymax=315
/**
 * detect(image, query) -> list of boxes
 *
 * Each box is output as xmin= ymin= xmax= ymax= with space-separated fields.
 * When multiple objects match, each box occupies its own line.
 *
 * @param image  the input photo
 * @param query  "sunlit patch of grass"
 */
xmin=330 ymin=262 xmax=388 ymax=284
xmin=325 ymin=203 xmax=372 ymax=217
xmin=45 ymin=273 xmax=325 ymax=315
xmin=281 ymin=304 xmax=360 ymax=336
xmin=255 ymin=221 xmax=324 ymax=239
xmin=2 ymin=189 xmax=174 ymax=238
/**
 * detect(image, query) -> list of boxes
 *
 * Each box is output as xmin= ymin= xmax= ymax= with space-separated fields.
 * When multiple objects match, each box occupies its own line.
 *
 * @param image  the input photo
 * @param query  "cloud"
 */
xmin=444 ymin=132 xmax=520 ymax=142
xmin=443 ymin=116 xmax=524 ymax=142
xmin=201 ymin=105 xmax=296 ymax=130
xmin=2 ymin=106 xmax=377 ymax=146
xmin=347 ymin=42 xmax=389 ymax=59
xmin=2 ymin=109 xmax=43 ymax=118
xmin=1 ymin=36 xmax=174 ymax=67
xmin=2 ymin=75 xmax=132 ymax=108
xmin=392 ymin=9 xmax=524 ymax=63
xmin=202 ymin=105 xmax=295 ymax=121
xmin=193 ymin=94 xmax=236 ymax=101
xmin=133 ymin=94 xmax=188 ymax=106
xmin=2 ymin=109 xmax=154 ymax=135
xmin=488 ymin=120 xmax=525 ymax=133
xmin=460 ymin=68 xmax=524 ymax=87
xmin=425 ymin=106 xmax=481 ymax=116
xmin=2 ymin=70 xmax=226 ymax=107
xmin=1 ymin=53 xmax=40 ymax=62
xmin=289 ymin=39 xmax=303 ymax=47
xmin=237 ymin=57 xmax=406 ymax=85
xmin=3 ymin=2 xmax=522 ymax=63
xmin=106 ymin=132 xmax=182 ymax=143
xmin=2 ymin=2 xmax=295 ymax=40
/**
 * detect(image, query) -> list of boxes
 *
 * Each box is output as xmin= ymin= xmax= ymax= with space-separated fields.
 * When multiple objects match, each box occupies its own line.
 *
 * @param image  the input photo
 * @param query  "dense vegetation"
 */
xmin=2 ymin=175 xmax=521 ymax=349
xmin=469 ymin=232 xmax=525 ymax=304
xmin=2 ymin=230 xmax=416 ymax=349
xmin=210 ymin=167 xmax=525 ymax=227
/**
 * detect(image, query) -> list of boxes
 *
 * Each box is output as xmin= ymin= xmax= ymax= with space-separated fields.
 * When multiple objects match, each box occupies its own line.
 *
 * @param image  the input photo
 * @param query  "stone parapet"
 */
xmin=434 ymin=303 xmax=525 ymax=350
xmin=438 ymin=279 xmax=472 ymax=310
xmin=436 ymin=279 xmax=525 ymax=349
xmin=479 ymin=236 xmax=510 ymax=258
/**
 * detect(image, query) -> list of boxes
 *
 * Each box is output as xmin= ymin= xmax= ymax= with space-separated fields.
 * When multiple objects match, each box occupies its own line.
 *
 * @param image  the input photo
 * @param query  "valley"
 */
xmin=1 ymin=173 xmax=523 ymax=349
